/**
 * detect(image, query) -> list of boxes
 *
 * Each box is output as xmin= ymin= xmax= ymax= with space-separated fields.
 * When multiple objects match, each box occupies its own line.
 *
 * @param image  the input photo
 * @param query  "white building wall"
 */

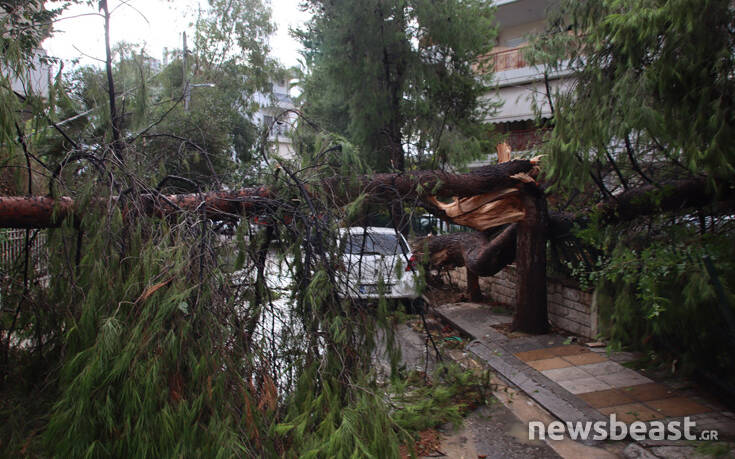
xmin=251 ymin=77 xmax=298 ymax=161
xmin=3 ymin=48 xmax=51 ymax=98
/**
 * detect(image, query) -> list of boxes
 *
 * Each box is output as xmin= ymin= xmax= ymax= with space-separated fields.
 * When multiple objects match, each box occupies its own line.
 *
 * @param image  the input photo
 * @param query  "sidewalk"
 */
xmin=431 ymin=301 xmax=735 ymax=458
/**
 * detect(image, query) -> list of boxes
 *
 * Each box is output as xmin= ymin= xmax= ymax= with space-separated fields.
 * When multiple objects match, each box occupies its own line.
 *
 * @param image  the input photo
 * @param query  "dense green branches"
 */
xmin=0 ymin=0 xmax=63 ymax=59
xmin=1 ymin=2 xmax=501 ymax=456
xmin=534 ymin=0 xmax=735 ymax=191
xmin=297 ymin=0 xmax=498 ymax=172
xmin=534 ymin=0 xmax=735 ymax=385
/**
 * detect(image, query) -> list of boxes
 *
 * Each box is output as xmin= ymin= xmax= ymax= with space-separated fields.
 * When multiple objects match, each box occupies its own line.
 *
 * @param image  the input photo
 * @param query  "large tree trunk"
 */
xmin=4 ymin=164 xmax=725 ymax=339
xmin=467 ymin=268 xmax=482 ymax=302
xmin=416 ymin=225 xmax=516 ymax=275
xmin=0 ymin=161 xmax=537 ymax=229
xmin=416 ymin=188 xmax=549 ymax=333
xmin=595 ymin=178 xmax=728 ymax=223
xmin=512 ymin=185 xmax=549 ymax=334
xmin=0 ymin=188 xmax=272 ymax=228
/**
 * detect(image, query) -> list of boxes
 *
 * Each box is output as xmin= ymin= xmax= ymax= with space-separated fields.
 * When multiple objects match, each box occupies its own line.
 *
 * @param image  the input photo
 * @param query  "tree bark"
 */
xmin=414 ymin=225 xmax=517 ymax=301
xmin=546 ymin=177 xmax=735 ymax=240
xmin=415 ymin=225 xmax=517 ymax=275
xmin=512 ymin=185 xmax=549 ymax=334
xmin=0 ymin=161 xmax=536 ymax=229
xmin=595 ymin=178 xmax=727 ymax=224
xmin=0 ymin=188 xmax=272 ymax=228
xmin=332 ymin=159 xmax=535 ymax=202
xmin=100 ymin=0 xmax=123 ymax=159
xmin=467 ymin=268 xmax=482 ymax=302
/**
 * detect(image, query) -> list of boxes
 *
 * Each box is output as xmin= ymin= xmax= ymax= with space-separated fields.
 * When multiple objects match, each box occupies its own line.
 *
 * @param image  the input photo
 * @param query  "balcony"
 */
xmin=489 ymin=46 xmax=528 ymax=72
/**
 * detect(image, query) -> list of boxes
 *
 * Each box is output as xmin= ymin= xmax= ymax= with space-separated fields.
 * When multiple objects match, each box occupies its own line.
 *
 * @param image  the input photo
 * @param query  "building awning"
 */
xmin=485 ymin=78 xmax=571 ymax=124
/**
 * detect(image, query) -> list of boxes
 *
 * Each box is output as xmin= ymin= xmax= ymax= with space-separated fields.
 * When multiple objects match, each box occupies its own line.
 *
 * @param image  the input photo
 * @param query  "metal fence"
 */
xmin=0 ymin=228 xmax=48 ymax=273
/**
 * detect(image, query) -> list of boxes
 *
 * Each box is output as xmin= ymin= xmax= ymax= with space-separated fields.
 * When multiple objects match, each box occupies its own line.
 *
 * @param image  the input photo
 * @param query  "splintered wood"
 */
xmin=424 ymin=144 xmax=538 ymax=231
xmin=427 ymin=188 xmax=525 ymax=231
xmin=497 ymin=141 xmax=512 ymax=163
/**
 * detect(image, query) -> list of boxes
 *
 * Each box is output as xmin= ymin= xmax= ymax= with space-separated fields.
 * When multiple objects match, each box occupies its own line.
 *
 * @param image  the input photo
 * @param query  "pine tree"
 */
xmin=297 ymin=0 xmax=498 ymax=172
xmin=531 ymin=0 xmax=735 ymax=188
xmin=1 ymin=2 xmax=499 ymax=455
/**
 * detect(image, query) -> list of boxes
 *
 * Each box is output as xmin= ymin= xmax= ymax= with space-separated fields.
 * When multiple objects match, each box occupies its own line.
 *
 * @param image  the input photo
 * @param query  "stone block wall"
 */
xmin=448 ymin=265 xmax=597 ymax=338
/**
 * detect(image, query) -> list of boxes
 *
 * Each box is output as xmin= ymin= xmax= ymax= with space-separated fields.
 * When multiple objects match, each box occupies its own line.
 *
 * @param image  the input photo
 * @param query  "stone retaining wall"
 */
xmin=448 ymin=265 xmax=597 ymax=338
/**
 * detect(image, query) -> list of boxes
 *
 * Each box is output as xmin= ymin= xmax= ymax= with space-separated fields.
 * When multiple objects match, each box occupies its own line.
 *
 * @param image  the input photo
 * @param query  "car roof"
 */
xmin=339 ymin=226 xmax=402 ymax=235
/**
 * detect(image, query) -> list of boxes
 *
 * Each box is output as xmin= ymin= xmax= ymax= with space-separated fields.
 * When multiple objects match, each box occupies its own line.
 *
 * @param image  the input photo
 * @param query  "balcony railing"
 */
xmin=489 ymin=46 xmax=528 ymax=72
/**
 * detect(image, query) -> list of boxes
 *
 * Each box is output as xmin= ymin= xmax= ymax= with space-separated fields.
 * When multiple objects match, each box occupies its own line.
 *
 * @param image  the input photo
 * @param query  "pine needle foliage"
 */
xmin=0 ymin=2 xmax=497 ymax=455
xmin=528 ymin=0 xmax=735 ymax=386
xmin=573 ymin=219 xmax=735 ymax=384
xmin=0 ymin=130 xmax=491 ymax=458
xmin=531 ymin=0 xmax=735 ymax=188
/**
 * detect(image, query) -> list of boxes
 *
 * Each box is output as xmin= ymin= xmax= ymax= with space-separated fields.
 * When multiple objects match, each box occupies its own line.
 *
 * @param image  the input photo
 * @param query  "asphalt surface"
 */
xmin=392 ymin=322 xmax=560 ymax=458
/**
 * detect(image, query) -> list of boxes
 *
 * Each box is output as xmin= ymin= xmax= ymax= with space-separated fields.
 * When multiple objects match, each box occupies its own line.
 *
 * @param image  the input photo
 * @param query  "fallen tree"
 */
xmin=0 ymin=160 xmax=537 ymax=229
xmin=412 ymin=174 xmax=734 ymax=334
xmin=0 ymin=159 xmax=550 ymax=332
xmin=3 ymin=160 xmax=730 ymax=336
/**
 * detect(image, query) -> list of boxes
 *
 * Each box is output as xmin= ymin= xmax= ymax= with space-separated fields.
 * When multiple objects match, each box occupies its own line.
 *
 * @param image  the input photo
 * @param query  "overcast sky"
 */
xmin=44 ymin=0 xmax=310 ymax=69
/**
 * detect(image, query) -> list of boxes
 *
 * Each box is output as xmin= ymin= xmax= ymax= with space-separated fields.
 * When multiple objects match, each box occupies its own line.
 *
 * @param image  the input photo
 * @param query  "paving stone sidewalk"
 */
xmin=432 ymin=302 xmax=735 ymax=456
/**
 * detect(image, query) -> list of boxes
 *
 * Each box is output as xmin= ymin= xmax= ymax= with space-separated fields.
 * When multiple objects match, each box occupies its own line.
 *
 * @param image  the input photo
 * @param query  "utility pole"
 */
xmin=182 ymin=32 xmax=214 ymax=111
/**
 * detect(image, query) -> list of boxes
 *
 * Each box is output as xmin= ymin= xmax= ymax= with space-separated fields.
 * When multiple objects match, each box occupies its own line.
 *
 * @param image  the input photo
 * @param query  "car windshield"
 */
xmin=344 ymin=232 xmax=407 ymax=256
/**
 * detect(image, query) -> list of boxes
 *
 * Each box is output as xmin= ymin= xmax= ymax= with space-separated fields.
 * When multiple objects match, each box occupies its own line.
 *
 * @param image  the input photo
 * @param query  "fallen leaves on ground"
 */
xmin=400 ymin=429 xmax=442 ymax=458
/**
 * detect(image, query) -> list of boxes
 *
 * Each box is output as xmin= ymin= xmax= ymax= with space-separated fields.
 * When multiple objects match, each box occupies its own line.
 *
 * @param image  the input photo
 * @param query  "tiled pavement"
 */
xmin=433 ymin=302 xmax=735 ymax=443
xmin=514 ymin=344 xmax=715 ymax=424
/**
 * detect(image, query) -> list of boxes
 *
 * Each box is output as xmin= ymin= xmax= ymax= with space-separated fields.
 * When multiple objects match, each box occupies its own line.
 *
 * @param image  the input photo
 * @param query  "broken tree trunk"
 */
xmin=416 ymin=225 xmax=516 ymax=275
xmin=414 ymin=224 xmax=517 ymax=301
xmin=0 ymin=160 xmax=549 ymax=333
xmin=416 ymin=187 xmax=549 ymax=334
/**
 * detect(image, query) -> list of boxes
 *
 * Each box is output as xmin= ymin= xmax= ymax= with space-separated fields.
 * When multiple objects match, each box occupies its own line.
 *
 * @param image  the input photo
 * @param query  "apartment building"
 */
xmin=1 ymin=3 xmax=53 ymax=115
xmin=470 ymin=0 xmax=568 ymax=167
xmin=252 ymin=77 xmax=297 ymax=161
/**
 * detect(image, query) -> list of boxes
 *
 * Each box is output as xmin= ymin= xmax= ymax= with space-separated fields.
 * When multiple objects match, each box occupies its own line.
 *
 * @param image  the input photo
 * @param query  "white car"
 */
xmin=337 ymin=227 xmax=420 ymax=300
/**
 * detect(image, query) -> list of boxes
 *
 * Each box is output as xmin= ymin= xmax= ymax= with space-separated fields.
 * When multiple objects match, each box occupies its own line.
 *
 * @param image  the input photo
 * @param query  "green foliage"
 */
xmin=0 ymin=2 xmax=496 ymax=456
xmin=297 ymin=0 xmax=499 ymax=171
xmin=277 ymin=363 xmax=492 ymax=458
xmin=390 ymin=364 xmax=493 ymax=432
xmin=531 ymin=0 xmax=735 ymax=189
xmin=0 ymin=2 xmax=78 ymax=194
xmin=531 ymin=0 xmax=735 ymax=385
xmin=46 ymin=44 xmax=264 ymax=187
xmin=0 ymin=158 xmax=489 ymax=456
xmin=569 ymin=219 xmax=735 ymax=382
xmin=0 ymin=1 xmax=63 ymax=58
xmin=43 ymin=220 xmax=247 ymax=457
